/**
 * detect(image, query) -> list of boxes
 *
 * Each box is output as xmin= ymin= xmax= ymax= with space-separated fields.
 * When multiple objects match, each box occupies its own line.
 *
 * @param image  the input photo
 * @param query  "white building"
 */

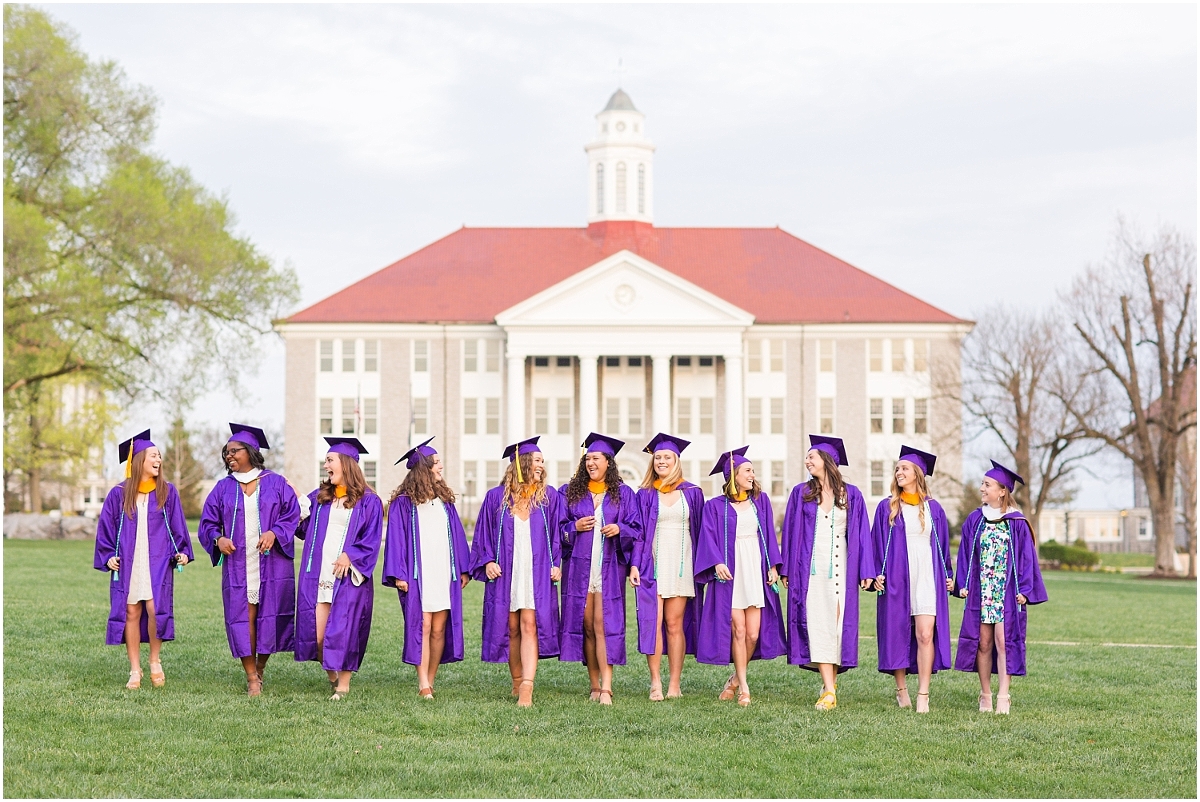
xmin=278 ymin=89 xmax=972 ymax=522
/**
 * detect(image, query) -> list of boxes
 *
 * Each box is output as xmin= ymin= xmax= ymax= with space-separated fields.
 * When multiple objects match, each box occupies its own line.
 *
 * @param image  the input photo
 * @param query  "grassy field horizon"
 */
xmin=4 ymin=539 xmax=1195 ymax=798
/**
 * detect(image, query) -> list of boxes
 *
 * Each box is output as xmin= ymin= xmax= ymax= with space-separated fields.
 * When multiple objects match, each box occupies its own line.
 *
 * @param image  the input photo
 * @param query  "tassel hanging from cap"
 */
xmin=515 ymin=454 xmax=523 ymax=485
xmin=125 ymin=457 xmax=133 ymax=480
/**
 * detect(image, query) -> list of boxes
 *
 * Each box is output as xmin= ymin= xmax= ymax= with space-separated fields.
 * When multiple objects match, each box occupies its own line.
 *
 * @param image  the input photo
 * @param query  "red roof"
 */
xmin=287 ymin=221 xmax=964 ymax=325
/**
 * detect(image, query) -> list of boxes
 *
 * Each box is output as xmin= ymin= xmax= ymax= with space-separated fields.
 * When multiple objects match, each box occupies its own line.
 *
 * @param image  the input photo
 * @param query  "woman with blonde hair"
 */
xmin=469 ymin=437 xmax=565 ymax=707
xmin=871 ymin=446 xmax=953 ymax=713
xmin=294 ymin=437 xmax=384 ymax=700
xmin=382 ymin=437 xmax=471 ymax=700
xmin=632 ymin=433 xmax=705 ymax=700
xmin=94 ymin=430 xmax=194 ymax=689
xmin=954 ymin=460 xmax=1047 ymax=714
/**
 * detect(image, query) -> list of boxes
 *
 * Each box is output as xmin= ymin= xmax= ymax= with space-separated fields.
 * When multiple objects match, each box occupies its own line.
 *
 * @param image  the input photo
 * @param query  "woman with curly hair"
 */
xmin=381 ymin=437 xmax=470 ymax=700
xmin=294 ymin=437 xmax=384 ymax=700
xmin=469 ymin=437 xmax=565 ymax=707
xmin=558 ymin=433 xmax=642 ymax=706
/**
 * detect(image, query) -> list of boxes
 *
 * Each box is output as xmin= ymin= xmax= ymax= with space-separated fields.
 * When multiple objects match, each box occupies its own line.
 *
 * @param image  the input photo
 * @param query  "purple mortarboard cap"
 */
xmin=397 ymin=436 xmax=437 ymax=468
xmin=984 ymin=459 xmax=1024 ymax=492
xmin=324 ymin=436 xmax=367 ymax=462
xmin=582 ymin=432 xmax=625 ymax=458
xmin=502 ymin=436 xmax=541 ymax=461
xmin=808 ymin=434 xmax=848 ymax=466
xmin=118 ymin=429 xmax=154 ymax=464
xmin=228 ymin=423 xmax=269 ymax=451
xmin=709 ymin=446 xmax=750 ymax=479
xmin=898 ymin=445 xmax=937 ymax=477
xmin=643 ymin=433 xmax=691 ymax=456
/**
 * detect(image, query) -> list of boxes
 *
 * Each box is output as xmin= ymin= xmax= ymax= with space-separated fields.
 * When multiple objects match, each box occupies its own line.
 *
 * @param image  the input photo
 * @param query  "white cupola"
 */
xmin=585 ymin=88 xmax=655 ymax=224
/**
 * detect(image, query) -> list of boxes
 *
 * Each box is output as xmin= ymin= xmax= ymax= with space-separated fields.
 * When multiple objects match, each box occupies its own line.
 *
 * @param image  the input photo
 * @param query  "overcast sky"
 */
xmin=45 ymin=3 xmax=1196 ymax=503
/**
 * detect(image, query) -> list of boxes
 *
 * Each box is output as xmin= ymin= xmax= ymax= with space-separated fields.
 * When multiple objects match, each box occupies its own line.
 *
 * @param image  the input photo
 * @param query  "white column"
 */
xmin=507 ymin=353 xmax=526 ymax=442
xmin=651 ymin=353 xmax=671 ymax=435
xmin=578 ymin=354 xmax=599 ymax=438
xmin=724 ymin=353 xmax=744 ymax=446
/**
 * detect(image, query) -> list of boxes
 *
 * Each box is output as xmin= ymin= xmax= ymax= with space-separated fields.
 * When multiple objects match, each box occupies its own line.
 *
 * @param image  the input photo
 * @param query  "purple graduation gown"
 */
xmin=381 ymin=494 xmax=471 ymax=666
xmin=779 ymin=482 xmax=874 ymax=672
xmin=294 ymin=490 xmax=384 ymax=672
xmin=871 ymin=498 xmax=953 ymax=674
xmin=469 ymin=485 xmax=565 ymax=662
xmin=197 ymin=471 xmax=300 ymax=658
xmin=633 ymin=482 xmax=705 ymax=656
xmin=558 ymin=483 xmax=643 ymax=666
xmin=93 ymin=483 xmax=195 ymax=646
xmin=694 ymin=493 xmax=787 ymax=666
xmin=953 ymin=508 xmax=1048 ymax=676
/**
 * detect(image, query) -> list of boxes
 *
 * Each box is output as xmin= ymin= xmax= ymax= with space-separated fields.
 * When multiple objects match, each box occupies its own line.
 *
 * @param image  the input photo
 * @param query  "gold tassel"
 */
xmin=124 ymin=457 xmax=132 ymax=479
xmin=515 ymin=454 xmax=523 ymax=485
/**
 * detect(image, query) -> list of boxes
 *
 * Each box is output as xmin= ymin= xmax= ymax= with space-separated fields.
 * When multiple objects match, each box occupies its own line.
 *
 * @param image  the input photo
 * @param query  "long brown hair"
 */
xmin=802 ymin=449 xmax=847 ymax=509
xmin=888 ymin=464 xmax=931 ymax=529
xmin=122 ymin=449 xmax=168 ymax=517
xmin=389 ymin=455 xmax=456 ymax=506
xmin=567 ymin=453 xmax=622 ymax=505
xmin=502 ymin=452 xmax=547 ymax=511
xmin=316 ymin=453 xmax=374 ymax=508
xmin=640 ymin=452 xmax=684 ymax=490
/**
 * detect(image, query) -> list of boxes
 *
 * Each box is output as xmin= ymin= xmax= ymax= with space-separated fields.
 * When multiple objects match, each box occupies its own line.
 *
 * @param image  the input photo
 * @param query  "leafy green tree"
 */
xmin=161 ymin=416 xmax=205 ymax=518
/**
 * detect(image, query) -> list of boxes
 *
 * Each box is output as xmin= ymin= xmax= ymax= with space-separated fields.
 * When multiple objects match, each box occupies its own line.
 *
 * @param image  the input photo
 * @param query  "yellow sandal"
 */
xmin=815 ymin=689 xmax=837 ymax=710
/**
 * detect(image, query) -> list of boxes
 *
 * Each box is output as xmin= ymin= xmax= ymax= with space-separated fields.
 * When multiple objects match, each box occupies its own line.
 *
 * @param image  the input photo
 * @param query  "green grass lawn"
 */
xmin=4 ymin=540 xmax=1195 ymax=798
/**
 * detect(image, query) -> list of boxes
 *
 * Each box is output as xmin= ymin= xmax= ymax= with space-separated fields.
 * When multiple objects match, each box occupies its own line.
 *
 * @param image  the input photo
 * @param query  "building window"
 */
xmin=699 ymin=398 xmax=714 ymax=434
xmin=342 ymin=340 xmax=356 ymax=372
xmin=464 ymin=463 xmax=477 ymax=499
xmin=748 ymin=340 xmax=762 ymax=372
xmin=557 ymin=398 xmax=571 ymax=435
xmin=770 ymin=397 xmax=784 ymax=434
xmin=699 ymin=356 xmax=714 ymax=368
xmin=1138 ymin=518 xmax=1151 ymax=540
xmin=819 ymin=340 xmax=834 ymax=373
xmin=318 ymin=461 xmax=325 ymax=486
xmin=892 ymin=339 xmax=906 ymax=372
xmin=892 ymin=398 xmax=906 ymax=434
xmin=319 ymin=340 xmax=333 ymax=372
xmin=628 ymin=397 xmax=643 ymax=435
xmin=364 ymin=340 xmax=378 ymax=372
xmin=820 ymin=397 xmax=834 ymax=434
xmin=340 ymin=399 xmax=355 ymax=434
xmin=464 ymin=398 xmax=477 ymax=435
xmin=485 ymin=398 xmax=500 ymax=434
xmin=914 ymin=339 xmax=928 ymax=372
xmin=534 ymin=398 xmax=549 ymax=435
xmin=771 ymin=462 xmax=784 ymax=497
xmin=556 ymin=356 xmax=571 ymax=368
xmin=628 ymin=356 xmax=642 ymax=368
xmin=363 ymin=398 xmax=377 ymax=434
xmin=871 ymin=461 xmax=885 ymax=497
xmin=676 ymin=356 xmax=692 ymax=368
xmin=914 ymin=398 xmax=928 ymax=434
xmin=414 ymin=341 xmax=428 ymax=372
xmin=534 ymin=357 xmax=549 ymax=370
xmin=84 ymin=486 xmax=92 ymax=503
xmin=677 ymin=398 xmax=691 ymax=434
xmin=363 ymin=460 xmax=377 ymax=491
xmin=557 ymin=461 xmax=572 ymax=487
xmin=606 ymin=356 xmax=620 ymax=368
xmin=596 ymin=164 xmax=605 ymax=214
xmin=319 ymin=398 xmax=333 ymax=435
xmin=869 ymin=339 xmax=883 ymax=372
xmin=413 ymin=398 xmax=428 ymax=435
xmin=606 ymin=398 xmax=621 ymax=433
xmin=637 ymin=164 xmax=645 ymax=214
xmin=616 ymin=162 xmax=627 ymax=213
xmin=464 ymin=340 xmax=478 ymax=372
xmin=485 ymin=340 xmax=500 ymax=372
xmin=770 ymin=339 xmax=784 ymax=372
xmin=870 ymin=398 xmax=884 ymax=434
xmin=748 ymin=398 xmax=763 ymax=434
xmin=485 ymin=460 xmax=500 ymax=488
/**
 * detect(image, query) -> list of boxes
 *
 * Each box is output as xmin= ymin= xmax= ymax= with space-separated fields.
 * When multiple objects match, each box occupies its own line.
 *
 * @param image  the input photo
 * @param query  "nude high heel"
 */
xmin=149 ymin=662 xmax=165 ymax=688
xmin=996 ymin=693 xmax=1011 ymax=714
xmin=126 ymin=670 xmax=142 ymax=690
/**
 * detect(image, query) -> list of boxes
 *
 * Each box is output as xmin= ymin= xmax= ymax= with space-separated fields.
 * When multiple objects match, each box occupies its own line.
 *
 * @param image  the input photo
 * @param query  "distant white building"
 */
xmin=1037 ymin=507 xmax=1154 ymax=553
xmin=277 ymin=89 xmax=972 ymax=519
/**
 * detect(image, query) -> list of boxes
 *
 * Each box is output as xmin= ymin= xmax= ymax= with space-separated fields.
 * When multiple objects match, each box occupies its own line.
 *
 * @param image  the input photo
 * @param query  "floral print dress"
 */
xmin=977 ymin=519 xmax=1011 ymax=624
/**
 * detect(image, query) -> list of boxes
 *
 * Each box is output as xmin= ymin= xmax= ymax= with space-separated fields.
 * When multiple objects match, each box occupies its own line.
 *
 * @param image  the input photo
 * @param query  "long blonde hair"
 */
xmin=888 ymin=464 xmax=930 ymax=530
xmin=122 ymin=449 xmax=168 ymax=517
xmin=640 ymin=452 xmax=684 ymax=490
xmin=502 ymin=452 xmax=547 ymax=511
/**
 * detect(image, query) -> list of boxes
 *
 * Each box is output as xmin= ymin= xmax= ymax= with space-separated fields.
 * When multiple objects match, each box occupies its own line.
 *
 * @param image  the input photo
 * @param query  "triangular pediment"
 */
xmin=495 ymin=250 xmax=754 ymax=327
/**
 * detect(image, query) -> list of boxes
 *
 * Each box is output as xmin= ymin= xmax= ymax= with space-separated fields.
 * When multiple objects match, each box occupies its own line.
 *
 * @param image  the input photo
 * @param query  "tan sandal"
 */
xmin=916 ymin=690 xmax=929 ymax=714
xmin=896 ymin=687 xmax=912 ymax=708
xmin=149 ymin=662 xmax=165 ymax=688
xmin=979 ymin=692 xmax=993 ymax=713
xmin=247 ymin=674 xmax=262 ymax=697
xmin=996 ymin=693 xmax=1011 ymax=715
xmin=418 ymin=687 xmax=434 ymax=700
xmin=718 ymin=673 xmax=737 ymax=701
xmin=517 ymin=679 xmax=534 ymax=708
xmin=126 ymin=670 xmax=142 ymax=690
xmin=815 ymin=689 xmax=837 ymax=710
xmin=737 ymin=690 xmax=751 ymax=707
xmin=589 ymin=686 xmax=601 ymax=703
xmin=599 ymin=688 xmax=613 ymax=706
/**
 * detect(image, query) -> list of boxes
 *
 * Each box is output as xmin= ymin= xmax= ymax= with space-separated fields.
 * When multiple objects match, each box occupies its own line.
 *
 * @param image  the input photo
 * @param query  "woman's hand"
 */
xmin=175 ymin=553 xmax=189 ymax=567
xmin=715 ymin=563 xmax=733 ymax=582
xmin=396 ymin=580 xmax=409 ymax=592
xmin=485 ymin=561 xmax=502 ymax=580
xmin=106 ymin=556 xmax=120 ymax=571
xmin=460 ymin=573 xmax=470 ymax=589
xmin=781 ymin=575 xmax=788 ymax=590
xmin=575 ymin=516 xmax=595 ymax=532
xmin=945 ymin=577 xmax=954 ymax=592
xmin=601 ymin=523 xmax=620 ymax=538
xmin=258 ymin=531 xmax=276 ymax=554
xmin=217 ymin=536 xmax=236 ymax=556
xmin=767 ymin=566 xmax=779 ymax=586
xmin=859 ymin=578 xmax=874 ymax=591
xmin=1016 ymin=593 xmax=1027 ymax=605
xmin=550 ymin=565 xmax=562 ymax=583
xmin=333 ymin=552 xmax=352 ymax=579
xmin=629 ymin=565 xmax=641 ymax=587
xmin=875 ymin=574 xmax=886 ymax=591
xmin=958 ymin=588 xmax=968 ymax=598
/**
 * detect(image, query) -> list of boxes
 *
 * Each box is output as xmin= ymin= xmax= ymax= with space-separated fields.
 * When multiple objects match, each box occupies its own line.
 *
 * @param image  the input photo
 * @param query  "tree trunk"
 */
xmin=1152 ymin=502 xmax=1179 ymax=577
xmin=29 ymin=465 xmax=41 ymax=513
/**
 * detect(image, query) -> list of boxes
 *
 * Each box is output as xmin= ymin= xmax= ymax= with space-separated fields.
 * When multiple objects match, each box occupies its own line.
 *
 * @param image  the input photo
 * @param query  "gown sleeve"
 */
xmin=870 ymin=500 xmax=889 ymax=580
xmin=94 ymin=488 xmax=122 ymax=571
xmin=1013 ymin=518 xmax=1048 ymax=605
xmin=381 ymin=496 xmax=412 ymax=588
xmin=447 ymin=502 xmax=471 ymax=579
xmin=343 ymin=494 xmax=384 ymax=577
xmin=269 ymin=476 xmax=300 ymax=560
xmin=849 ymin=487 xmax=874 ymax=584
xmin=616 ymin=485 xmax=643 ymax=566
xmin=779 ymin=487 xmax=801 ymax=580
xmin=932 ymin=501 xmax=953 ymax=588
xmin=469 ymin=490 xmax=500 ymax=580
xmin=694 ymin=498 xmax=725 ymax=584
xmin=954 ymin=513 xmax=978 ymax=597
xmin=546 ymin=488 xmax=564 ymax=570
xmin=197 ymin=481 xmax=225 ymax=565
xmin=163 ymin=484 xmax=195 ymax=561
xmin=295 ymin=490 xmax=318 ymax=540
xmin=759 ymin=494 xmax=782 ymax=570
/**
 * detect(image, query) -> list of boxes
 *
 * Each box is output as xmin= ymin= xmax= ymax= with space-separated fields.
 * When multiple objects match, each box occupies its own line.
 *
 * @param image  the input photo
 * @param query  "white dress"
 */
xmin=731 ymin=504 xmax=765 ymax=610
xmin=588 ymin=492 xmax=605 ymax=594
xmin=318 ymin=500 xmax=353 ymax=604
xmin=510 ymin=513 xmax=536 ymax=611
xmin=654 ymin=493 xmax=694 ymax=599
xmin=242 ymin=484 xmax=261 ymax=605
xmin=806 ymin=503 xmax=848 ymax=664
xmin=416 ymin=498 xmax=452 ymax=613
xmin=127 ymin=495 xmax=154 ymax=603
xmin=903 ymin=503 xmax=937 ymax=617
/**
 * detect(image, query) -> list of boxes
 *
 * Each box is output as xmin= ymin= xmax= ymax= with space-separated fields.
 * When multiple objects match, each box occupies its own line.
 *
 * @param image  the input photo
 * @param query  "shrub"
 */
xmin=1039 ymin=539 xmax=1099 ymax=568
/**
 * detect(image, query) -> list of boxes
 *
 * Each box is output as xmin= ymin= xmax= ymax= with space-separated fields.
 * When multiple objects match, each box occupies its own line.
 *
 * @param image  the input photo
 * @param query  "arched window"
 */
xmin=637 ymin=164 xmax=645 ymax=214
xmin=615 ymin=162 xmax=627 ymax=213
xmin=596 ymin=164 xmax=604 ymax=214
